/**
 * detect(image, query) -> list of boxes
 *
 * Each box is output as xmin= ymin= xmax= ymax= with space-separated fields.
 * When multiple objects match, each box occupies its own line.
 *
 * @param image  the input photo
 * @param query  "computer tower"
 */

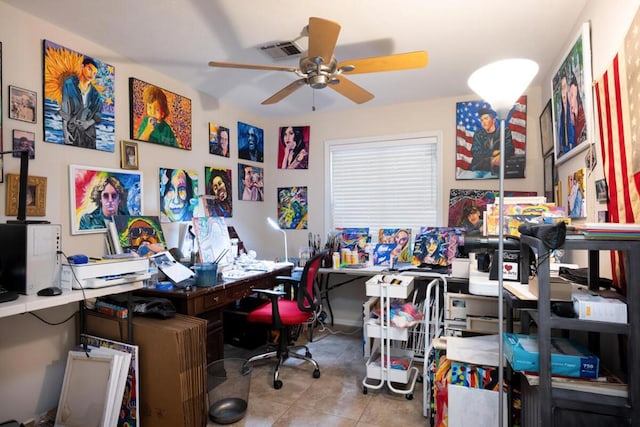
xmin=0 ymin=223 xmax=61 ymax=295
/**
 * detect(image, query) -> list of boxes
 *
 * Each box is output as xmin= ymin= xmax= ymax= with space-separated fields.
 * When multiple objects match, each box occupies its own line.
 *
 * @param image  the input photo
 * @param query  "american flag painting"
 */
xmin=455 ymin=96 xmax=527 ymax=180
xmin=594 ymin=6 xmax=640 ymax=292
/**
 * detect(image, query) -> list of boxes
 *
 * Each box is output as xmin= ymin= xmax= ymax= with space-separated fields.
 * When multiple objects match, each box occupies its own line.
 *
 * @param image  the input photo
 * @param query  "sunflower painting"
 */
xmin=43 ymin=40 xmax=115 ymax=152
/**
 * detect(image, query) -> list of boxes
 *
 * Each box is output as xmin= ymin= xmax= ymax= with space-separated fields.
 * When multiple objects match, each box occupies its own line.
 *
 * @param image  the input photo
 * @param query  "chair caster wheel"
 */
xmin=406 ymin=393 xmax=413 ymax=400
xmin=313 ymin=369 xmax=321 ymax=378
xmin=274 ymin=380 xmax=283 ymax=389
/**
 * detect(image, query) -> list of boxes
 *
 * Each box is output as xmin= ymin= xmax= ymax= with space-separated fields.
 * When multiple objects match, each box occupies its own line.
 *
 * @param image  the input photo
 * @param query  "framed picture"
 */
xmin=8 ymin=85 xmax=36 ymax=123
xmin=120 ymin=140 xmax=138 ymax=170
xmin=43 ymin=40 xmax=115 ymax=152
xmin=69 ymin=165 xmax=143 ymax=235
xmin=539 ymin=99 xmax=553 ymax=156
xmin=12 ymin=129 xmax=35 ymax=159
xmin=238 ymin=163 xmax=264 ymax=201
xmin=277 ymin=186 xmax=308 ymax=229
xmin=543 ymin=152 xmax=556 ymax=203
xmin=237 ymin=121 xmax=263 ymax=162
xmin=551 ymin=22 xmax=594 ymax=165
xmin=595 ymin=178 xmax=609 ymax=202
xmin=209 ymin=123 xmax=230 ymax=157
xmin=6 ymin=173 xmax=47 ymax=217
xmin=278 ymin=125 xmax=310 ymax=169
xmin=455 ymin=96 xmax=527 ymax=179
xmin=129 ymin=77 xmax=192 ymax=150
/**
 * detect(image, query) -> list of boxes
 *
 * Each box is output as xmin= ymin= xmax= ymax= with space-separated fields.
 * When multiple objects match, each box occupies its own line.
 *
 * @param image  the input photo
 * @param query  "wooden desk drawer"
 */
xmin=195 ymin=291 xmax=226 ymax=312
xmin=226 ymin=284 xmax=251 ymax=301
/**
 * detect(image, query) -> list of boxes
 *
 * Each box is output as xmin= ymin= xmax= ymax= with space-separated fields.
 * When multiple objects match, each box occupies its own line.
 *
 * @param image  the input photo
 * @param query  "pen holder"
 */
xmin=195 ymin=262 xmax=218 ymax=287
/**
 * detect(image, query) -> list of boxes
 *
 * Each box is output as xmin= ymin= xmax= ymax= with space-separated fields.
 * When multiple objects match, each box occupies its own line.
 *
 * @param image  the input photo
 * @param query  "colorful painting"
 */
xmin=69 ymin=165 xmax=143 ymax=235
xmin=209 ymin=123 xmax=230 ymax=157
xmin=129 ymin=77 xmax=191 ymax=150
xmin=278 ymin=125 xmax=310 ymax=169
xmin=204 ymin=166 xmax=232 ymax=217
xmin=192 ymin=216 xmax=233 ymax=265
xmin=447 ymin=189 xmax=537 ymax=235
xmin=238 ymin=163 xmax=264 ymax=201
xmin=335 ymin=227 xmax=371 ymax=260
xmin=159 ymin=168 xmax=198 ymax=222
xmin=378 ymin=228 xmax=412 ymax=263
xmin=43 ymin=40 xmax=115 ymax=151
xmin=237 ymin=121 xmax=263 ymax=162
xmin=412 ymin=227 xmax=464 ymax=267
xmin=277 ymin=186 xmax=308 ymax=229
xmin=568 ymin=168 xmax=586 ymax=218
xmin=552 ymin=22 xmax=593 ymax=165
xmin=372 ymin=243 xmax=396 ymax=266
xmin=113 ymin=215 xmax=166 ymax=252
xmin=455 ymin=96 xmax=527 ymax=179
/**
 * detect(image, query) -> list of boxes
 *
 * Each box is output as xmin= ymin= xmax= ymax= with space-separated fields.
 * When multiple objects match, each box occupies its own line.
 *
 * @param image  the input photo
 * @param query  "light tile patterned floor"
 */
xmin=208 ymin=325 xmax=427 ymax=426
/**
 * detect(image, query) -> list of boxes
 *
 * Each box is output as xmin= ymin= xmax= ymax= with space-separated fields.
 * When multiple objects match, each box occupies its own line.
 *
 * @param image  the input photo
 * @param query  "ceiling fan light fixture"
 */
xmin=308 ymin=74 xmax=329 ymax=89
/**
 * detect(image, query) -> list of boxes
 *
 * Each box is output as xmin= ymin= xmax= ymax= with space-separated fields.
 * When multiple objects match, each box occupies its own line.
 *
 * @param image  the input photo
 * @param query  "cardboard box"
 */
xmin=503 ymin=333 xmax=599 ymax=378
xmin=528 ymin=275 xmax=572 ymax=301
xmin=572 ymin=290 xmax=627 ymax=323
xmin=85 ymin=311 xmax=208 ymax=427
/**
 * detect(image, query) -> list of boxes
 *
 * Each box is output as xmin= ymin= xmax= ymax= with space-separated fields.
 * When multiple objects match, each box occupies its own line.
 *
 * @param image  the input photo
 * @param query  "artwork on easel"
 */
xmin=192 ymin=216 xmax=233 ymax=265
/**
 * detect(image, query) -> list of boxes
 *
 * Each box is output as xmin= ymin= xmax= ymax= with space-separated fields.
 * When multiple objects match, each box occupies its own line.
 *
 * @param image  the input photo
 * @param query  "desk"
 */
xmin=136 ymin=264 xmax=292 ymax=363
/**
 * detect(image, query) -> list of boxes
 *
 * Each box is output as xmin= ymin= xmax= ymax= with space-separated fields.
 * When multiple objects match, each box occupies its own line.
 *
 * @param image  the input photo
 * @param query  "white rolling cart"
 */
xmin=362 ymin=274 xmax=420 ymax=400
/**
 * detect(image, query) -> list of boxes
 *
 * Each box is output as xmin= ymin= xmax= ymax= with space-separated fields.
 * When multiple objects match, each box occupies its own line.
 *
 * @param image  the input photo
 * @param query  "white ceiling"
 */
xmin=3 ymin=0 xmax=588 ymax=117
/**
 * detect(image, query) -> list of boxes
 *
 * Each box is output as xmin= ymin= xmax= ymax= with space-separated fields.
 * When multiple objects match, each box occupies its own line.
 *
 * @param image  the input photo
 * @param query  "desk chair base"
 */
xmin=247 ymin=339 xmax=321 ymax=389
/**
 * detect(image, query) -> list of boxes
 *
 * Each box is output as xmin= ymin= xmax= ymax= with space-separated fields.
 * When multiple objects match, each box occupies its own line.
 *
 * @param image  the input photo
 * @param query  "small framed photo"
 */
xmin=595 ymin=178 xmax=608 ymax=202
xmin=12 ymin=129 xmax=35 ymax=159
xmin=8 ymin=85 xmax=37 ymax=123
xmin=6 ymin=173 xmax=47 ymax=216
xmin=120 ymin=140 xmax=139 ymax=170
xmin=597 ymin=210 xmax=609 ymax=223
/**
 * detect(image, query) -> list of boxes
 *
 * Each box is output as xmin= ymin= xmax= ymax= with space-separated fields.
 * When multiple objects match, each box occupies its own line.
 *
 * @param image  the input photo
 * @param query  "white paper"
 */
xmin=150 ymin=251 xmax=194 ymax=283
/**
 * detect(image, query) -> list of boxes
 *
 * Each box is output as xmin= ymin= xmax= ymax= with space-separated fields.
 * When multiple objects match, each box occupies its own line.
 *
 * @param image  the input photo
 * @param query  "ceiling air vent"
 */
xmin=260 ymin=41 xmax=303 ymax=60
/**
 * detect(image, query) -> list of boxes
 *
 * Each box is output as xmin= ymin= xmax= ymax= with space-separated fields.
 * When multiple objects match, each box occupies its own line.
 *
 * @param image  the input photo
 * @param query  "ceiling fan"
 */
xmin=208 ymin=17 xmax=428 ymax=105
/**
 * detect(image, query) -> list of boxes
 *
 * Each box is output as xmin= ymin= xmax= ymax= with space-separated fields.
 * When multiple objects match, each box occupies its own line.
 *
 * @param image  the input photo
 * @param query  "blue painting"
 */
xmin=237 ymin=121 xmax=264 ymax=163
xmin=43 ymin=40 xmax=115 ymax=152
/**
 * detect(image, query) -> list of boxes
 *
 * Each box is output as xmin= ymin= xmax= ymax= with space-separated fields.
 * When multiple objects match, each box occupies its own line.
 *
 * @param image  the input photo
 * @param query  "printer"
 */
xmin=60 ymin=257 xmax=150 ymax=290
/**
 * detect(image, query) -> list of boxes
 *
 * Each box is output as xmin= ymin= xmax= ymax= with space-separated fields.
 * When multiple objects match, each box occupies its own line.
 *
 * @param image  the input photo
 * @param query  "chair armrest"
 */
xmin=275 ymin=276 xmax=301 ymax=299
xmin=252 ymin=288 xmax=286 ymax=326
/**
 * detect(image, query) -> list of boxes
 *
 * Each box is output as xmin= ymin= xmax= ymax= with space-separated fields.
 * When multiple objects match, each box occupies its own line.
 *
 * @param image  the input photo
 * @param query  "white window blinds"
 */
xmin=326 ymin=133 xmax=441 ymax=234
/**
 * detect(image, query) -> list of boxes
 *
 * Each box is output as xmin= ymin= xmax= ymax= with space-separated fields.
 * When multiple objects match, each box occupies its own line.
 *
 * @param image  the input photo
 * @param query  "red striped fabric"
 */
xmin=594 ymin=18 xmax=640 ymax=291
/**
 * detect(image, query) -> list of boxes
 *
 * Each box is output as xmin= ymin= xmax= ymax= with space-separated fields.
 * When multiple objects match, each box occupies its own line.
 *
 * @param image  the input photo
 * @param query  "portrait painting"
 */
xmin=567 ymin=168 xmax=587 ymax=218
xmin=120 ymin=140 xmax=138 ymax=170
xmin=595 ymin=178 xmax=608 ymax=203
xmin=237 ymin=121 xmax=263 ymax=163
xmin=277 ymin=186 xmax=308 ymax=230
xmin=12 ymin=129 xmax=35 ymax=159
xmin=209 ymin=123 xmax=230 ymax=157
xmin=113 ymin=215 xmax=166 ymax=252
xmin=551 ymin=22 xmax=593 ymax=165
xmin=278 ymin=125 xmax=310 ymax=169
xmin=8 ymin=85 xmax=37 ymax=123
xmin=129 ymin=77 xmax=192 ymax=150
xmin=69 ymin=165 xmax=143 ymax=235
xmin=43 ymin=40 xmax=115 ymax=152
xmin=204 ymin=166 xmax=233 ymax=217
xmin=238 ymin=163 xmax=264 ymax=201
xmin=158 ymin=168 xmax=198 ymax=222
xmin=455 ymin=96 xmax=527 ymax=179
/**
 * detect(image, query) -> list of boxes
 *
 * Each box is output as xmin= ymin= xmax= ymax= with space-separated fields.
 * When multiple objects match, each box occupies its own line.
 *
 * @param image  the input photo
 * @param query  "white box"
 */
xmin=572 ymin=290 xmax=627 ymax=323
xmin=365 ymin=274 xmax=414 ymax=298
xmin=451 ymin=258 xmax=470 ymax=278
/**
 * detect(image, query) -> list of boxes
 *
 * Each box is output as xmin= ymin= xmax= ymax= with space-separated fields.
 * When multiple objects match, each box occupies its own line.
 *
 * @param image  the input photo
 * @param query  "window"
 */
xmin=324 ymin=132 xmax=442 ymax=234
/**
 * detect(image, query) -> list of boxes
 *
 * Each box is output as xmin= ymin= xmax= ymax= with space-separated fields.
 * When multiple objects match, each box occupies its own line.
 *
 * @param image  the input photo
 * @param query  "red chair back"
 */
xmin=297 ymin=252 xmax=326 ymax=311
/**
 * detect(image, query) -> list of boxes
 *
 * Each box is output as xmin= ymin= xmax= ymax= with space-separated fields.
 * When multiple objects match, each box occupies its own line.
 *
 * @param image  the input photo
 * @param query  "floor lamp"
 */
xmin=267 ymin=217 xmax=288 ymax=263
xmin=468 ymin=58 xmax=538 ymax=426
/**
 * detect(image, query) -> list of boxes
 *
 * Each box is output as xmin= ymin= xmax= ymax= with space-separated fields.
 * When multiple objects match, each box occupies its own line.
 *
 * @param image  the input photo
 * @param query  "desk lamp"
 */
xmin=468 ymin=58 xmax=538 ymax=425
xmin=267 ymin=217 xmax=288 ymax=263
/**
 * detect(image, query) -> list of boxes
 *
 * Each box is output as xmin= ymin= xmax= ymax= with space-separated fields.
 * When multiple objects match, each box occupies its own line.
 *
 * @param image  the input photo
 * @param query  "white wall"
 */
xmin=1 ymin=0 xmax=635 ymax=422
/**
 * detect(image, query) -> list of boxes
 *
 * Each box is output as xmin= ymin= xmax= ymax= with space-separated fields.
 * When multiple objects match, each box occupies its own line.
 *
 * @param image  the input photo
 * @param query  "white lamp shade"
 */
xmin=468 ymin=58 xmax=539 ymax=118
xmin=267 ymin=217 xmax=280 ymax=230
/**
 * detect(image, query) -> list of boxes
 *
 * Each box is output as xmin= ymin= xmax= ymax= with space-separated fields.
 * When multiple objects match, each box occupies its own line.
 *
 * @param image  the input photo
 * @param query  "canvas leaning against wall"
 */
xmin=43 ymin=40 xmax=115 ymax=152
xmin=69 ymin=165 xmax=143 ymax=235
xmin=455 ymin=96 xmax=527 ymax=180
xmin=129 ymin=78 xmax=192 ymax=150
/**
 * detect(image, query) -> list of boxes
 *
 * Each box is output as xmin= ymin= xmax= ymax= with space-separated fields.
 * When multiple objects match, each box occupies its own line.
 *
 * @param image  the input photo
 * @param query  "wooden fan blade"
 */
xmin=338 ymin=51 xmax=428 ymax=74
xmin=308 ymin=17 xmax=341 ymax=65
xmin=208 ymin=61 xmax=298 ymax=73
xmin=262 ymin=79 xmax=307 ymax=104
xmin=329 ymin=76 xmax=374 ymax=104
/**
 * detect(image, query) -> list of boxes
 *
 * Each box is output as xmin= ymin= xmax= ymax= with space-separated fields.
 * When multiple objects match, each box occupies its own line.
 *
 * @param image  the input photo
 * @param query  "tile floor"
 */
xmin=208 ymin=325 xmax=427 ymax=426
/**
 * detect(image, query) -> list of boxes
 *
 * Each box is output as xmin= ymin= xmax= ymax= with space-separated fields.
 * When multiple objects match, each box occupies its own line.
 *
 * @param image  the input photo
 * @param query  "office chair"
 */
xmin=245 ymin=252 xmax=325 ymax=389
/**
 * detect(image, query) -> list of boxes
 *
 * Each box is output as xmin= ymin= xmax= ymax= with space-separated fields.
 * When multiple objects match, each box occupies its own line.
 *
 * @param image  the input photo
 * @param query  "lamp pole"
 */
xmin=267 ymin=217 xmax=288 ymax=262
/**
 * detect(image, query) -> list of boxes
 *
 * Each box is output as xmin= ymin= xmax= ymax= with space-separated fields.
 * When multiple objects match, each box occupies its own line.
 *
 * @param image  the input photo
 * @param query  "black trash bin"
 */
xmin=207 ymin=358 xmax=252 ymax=424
